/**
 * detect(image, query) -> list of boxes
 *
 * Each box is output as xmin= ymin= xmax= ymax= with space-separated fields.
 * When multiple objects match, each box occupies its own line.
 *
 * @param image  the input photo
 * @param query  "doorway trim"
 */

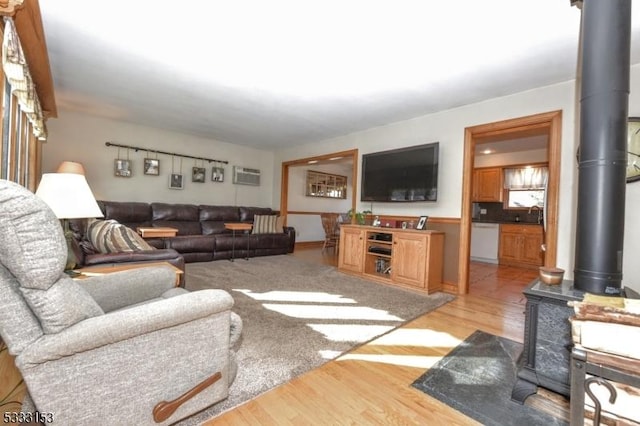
xmin=280 ymin=149 xmax=359 ymax=221
xmin=458 ymin=110 xmax=562 ymax=294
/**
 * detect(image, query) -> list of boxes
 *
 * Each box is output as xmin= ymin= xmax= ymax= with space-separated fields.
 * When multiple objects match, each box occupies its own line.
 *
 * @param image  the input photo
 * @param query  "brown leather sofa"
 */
xmin=70 ymin=201 xmax=295 ymax=275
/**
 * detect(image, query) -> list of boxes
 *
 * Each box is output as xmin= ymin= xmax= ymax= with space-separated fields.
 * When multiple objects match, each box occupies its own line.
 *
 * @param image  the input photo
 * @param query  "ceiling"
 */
xmin=39 ymin=1 xmax=640 ymax=150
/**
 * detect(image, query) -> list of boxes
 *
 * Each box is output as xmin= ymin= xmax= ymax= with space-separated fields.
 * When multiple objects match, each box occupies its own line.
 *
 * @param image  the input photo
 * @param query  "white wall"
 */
xmin=288 ymin=162 xmax=353 ymax=242
xmin=272 ymin=79 xmax=581 ymax=282
xmin=43 ymin=110 xmax=275 ymax=207
xmin=272 ymin=66 xmax=640 ymax=292
xmin=43 ymin=67 xmax=640 ymax=292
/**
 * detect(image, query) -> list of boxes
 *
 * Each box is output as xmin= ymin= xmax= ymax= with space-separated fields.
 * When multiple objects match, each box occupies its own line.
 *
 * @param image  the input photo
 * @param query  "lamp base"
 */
xmin=61 ymin=219 xmax=78 ymax=271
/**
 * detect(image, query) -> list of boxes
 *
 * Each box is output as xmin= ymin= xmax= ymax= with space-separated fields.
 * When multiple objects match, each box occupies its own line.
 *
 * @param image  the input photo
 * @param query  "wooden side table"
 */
xmin=73 ymin=261 xmax=184 ymax=286
xmin=224 ymin=223 xmax=253 ymax=261
xmin=136 ymin=227 xmax=178 ymax=238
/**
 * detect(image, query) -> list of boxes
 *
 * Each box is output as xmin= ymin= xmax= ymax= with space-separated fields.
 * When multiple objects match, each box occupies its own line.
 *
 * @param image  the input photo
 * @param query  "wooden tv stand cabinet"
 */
xmin=338 ymin=225 xmax=444 ymax=294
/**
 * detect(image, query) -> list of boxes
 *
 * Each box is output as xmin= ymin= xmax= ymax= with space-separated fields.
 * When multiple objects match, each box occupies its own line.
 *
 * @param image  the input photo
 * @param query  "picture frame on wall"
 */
xmin=212 ymin=167 xmax=225 ymax=182
xmin=114 ymin=159 xmax=132 ymax=177
xmin=416 ymin=215 xmax=429 ymax=230
xmin=192 ymin=167 xmax=206 ymax=183
xmin=169 ymin=173 xmax=184 ymax=189
xmin=144 ymin=158 xmax=160 ymax=175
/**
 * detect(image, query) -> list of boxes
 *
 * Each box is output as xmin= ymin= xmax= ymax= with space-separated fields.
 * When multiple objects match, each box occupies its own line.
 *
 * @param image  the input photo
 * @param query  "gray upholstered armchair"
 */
xmin=0 ymin=180 xmax=242 ymax=425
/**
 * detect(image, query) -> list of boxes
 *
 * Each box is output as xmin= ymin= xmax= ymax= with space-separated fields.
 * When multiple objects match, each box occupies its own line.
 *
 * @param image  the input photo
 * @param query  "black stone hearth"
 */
xmin=511 ymin=279 xmax=584 ymax=403
xmin=412 ymin=330 xmax=567 ymax=426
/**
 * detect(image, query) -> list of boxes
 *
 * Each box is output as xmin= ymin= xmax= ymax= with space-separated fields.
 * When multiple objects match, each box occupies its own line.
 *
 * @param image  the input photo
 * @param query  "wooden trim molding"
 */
xmin=13 ymin=0 xmax=57 ymax=118
xmin=459 ymin=110 xmax=562 ymax=295
xmin=280 ymin=149 xmax=359 ymax=228
xmin=295 ymin=241 xmax=324 ymax=249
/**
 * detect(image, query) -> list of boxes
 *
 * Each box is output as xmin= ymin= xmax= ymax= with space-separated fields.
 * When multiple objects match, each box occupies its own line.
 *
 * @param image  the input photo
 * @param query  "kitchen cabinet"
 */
xmin=338 ymin=225 xmax=444 ymax=294
xmin=473 ymin=167 xmax=503 ymax=202
xmin=338 ymin=226 xmax=366 ymax=273
xmin=499 ymin=223 xmax=544 ymax=268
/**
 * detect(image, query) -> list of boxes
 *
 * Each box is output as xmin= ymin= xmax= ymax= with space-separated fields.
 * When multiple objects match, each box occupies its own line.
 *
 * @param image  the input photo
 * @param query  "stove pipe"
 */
xmin=574 ymin=0 xmax=631 ymax=295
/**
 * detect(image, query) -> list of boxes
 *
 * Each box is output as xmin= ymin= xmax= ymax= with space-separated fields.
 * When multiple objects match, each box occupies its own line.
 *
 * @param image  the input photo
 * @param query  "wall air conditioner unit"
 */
xmin=233 ymin=166 xmax=261 ymax=186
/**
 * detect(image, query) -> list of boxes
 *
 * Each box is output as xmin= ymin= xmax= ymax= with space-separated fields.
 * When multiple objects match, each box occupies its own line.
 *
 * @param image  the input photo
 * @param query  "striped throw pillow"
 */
xmin=252 ymin=215 xmax=279 ymax=234
xmin=87 ymin=219 xmax=155 ymax=253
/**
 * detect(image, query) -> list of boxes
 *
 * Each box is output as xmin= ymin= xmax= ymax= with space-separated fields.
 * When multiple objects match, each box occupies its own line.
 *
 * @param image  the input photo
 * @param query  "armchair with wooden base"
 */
xmin=0 ymin=180 xmax=242 ymax=425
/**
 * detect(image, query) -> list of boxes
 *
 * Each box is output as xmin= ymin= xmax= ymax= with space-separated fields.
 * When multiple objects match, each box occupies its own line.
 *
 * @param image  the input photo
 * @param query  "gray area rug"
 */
xmin=177 ymin=255 xmax=455 ymax=424
xmin=411 ymin=330 xmax=567 ymax=426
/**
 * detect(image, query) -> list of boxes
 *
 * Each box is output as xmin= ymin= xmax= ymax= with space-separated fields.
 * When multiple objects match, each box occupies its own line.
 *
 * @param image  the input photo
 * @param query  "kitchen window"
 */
xmin=503 ymin=166 xmax=548 ymax=209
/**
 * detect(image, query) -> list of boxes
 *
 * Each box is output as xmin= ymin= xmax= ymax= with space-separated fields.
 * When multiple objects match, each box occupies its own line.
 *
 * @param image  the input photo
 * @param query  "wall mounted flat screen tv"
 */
xmin=361 ymin=142 xmax=439 ymax=202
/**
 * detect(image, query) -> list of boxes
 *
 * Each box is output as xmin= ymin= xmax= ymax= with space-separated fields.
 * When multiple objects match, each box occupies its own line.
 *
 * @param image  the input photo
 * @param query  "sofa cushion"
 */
xmin=152 ymin=203 xmax=199 ymax=221
xmin=87 ymin=219 xmax=155 ymax=253
xmin=199 ymin=205 xmax=240 ymax=222
xmin=153 ymin=220 xmax=202 ymax=236
xmin=100 ymin=200 xmax=151 ymax=222
xmin=165 ymin=235 xmax=216 ymax=253
xmin=239 ymin=207 xmax=273 ymax=222
xmin=201 ymin=222 xmax=229 ymax=235
xmin=252 ymin=215 xmax=279 ymax=234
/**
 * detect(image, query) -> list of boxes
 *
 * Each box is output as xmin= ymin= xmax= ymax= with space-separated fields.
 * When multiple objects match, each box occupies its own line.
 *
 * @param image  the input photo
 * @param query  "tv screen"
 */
xmin=361 ymin=142 xmax=439 ymax=202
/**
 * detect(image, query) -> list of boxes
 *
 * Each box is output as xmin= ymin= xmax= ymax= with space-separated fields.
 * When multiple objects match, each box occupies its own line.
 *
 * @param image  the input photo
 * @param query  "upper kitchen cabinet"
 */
xmin=472 ymin=167 xmax=503 ymax=202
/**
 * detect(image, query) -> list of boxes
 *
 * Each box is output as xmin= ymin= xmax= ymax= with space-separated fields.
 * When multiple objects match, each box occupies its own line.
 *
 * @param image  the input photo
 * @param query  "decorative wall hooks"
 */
xmin=105 ymin=142 xmax=228 ymax=165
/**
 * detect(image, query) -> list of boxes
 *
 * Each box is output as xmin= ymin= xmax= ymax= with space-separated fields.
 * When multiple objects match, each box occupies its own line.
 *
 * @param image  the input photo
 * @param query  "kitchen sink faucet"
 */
xmin=528 ymin=205 xmax=543 ymax=224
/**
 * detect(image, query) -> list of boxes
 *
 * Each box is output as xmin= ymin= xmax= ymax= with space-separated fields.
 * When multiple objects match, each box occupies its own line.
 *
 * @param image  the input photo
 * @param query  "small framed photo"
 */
xmin=144 ymin=158 xmax=160 ymax=175
xmin=192 ymin=167 xmax=206 ymax=183
xmin=114 ymin=159 xmax=132 ymax=177
xmin=169 ymin=173 xmax=184 ymax=189
xmin=416 ymin=215 xmax=429 ymax=230
xmin=211 ymin=166 xmax=225 ymax=182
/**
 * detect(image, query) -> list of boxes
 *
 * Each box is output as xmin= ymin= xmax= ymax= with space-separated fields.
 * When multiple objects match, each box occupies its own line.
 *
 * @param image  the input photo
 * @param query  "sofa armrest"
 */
xmin=83 ymin=249 xmax=184 ymax=268
xmin=18 ymin=289 xmax=234 ymax=368
xmin=284 ymin=226 xmax=296 ymax=252
xmin=77 ymin=266 xmax=177 ymax=312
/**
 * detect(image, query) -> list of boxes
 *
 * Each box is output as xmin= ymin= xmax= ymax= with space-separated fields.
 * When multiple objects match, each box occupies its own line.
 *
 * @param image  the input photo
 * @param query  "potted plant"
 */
xmin=347 ymin=208 xmax=372 ymax=225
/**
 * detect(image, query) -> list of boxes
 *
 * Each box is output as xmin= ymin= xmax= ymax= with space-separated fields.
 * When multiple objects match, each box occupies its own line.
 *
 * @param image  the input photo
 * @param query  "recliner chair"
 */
xmin=0 ymin=180 xmax=242 ymax=425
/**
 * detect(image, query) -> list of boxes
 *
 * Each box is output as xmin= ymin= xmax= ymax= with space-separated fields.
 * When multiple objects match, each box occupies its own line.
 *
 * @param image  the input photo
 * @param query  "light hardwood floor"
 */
xmin=205 ymin=248 xmax=548 ymax=425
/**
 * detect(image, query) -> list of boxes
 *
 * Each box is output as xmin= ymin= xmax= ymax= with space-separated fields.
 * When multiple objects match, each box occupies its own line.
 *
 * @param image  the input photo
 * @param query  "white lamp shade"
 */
xmin=35 ymin=173 xmax=104 ymax=219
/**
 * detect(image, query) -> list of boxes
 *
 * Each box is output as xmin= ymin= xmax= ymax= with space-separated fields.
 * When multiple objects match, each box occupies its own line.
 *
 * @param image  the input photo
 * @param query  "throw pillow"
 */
xmin=87 ymin=219 xmax=155 ymax=253
xmin=276 ymin=215 xmax=285 ymax=232
xmin=252 ymin=215 xmax=279 ymax=234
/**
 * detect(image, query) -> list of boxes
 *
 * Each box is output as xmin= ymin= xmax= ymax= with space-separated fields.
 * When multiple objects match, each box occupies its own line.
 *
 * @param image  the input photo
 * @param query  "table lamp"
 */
xmin=35 ymin=170 xmax=104 ymax=270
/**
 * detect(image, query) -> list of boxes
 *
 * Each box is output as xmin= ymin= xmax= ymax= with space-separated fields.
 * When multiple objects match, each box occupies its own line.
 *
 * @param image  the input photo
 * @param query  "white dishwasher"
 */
xmin=470 ymin=222 xmax=500 ymax=264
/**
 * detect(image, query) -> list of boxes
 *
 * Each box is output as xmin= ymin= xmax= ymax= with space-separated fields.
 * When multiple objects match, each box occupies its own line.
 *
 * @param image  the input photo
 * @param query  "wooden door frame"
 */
xmin=458 ymin=110 xmax=562 ymax=294
xmin=280 ymin=149 xmax=359 ymax=222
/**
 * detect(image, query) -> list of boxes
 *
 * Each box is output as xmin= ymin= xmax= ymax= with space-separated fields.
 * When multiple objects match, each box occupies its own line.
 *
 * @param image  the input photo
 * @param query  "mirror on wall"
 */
xmin=306 ymin=170 xmax=347 ymax=199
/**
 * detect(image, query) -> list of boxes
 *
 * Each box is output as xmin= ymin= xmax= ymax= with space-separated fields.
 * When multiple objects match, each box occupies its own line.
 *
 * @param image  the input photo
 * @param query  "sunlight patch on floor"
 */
xmin=337 ymin=353 xmax=443 ymax=369
xmin=262 ymin=304 xmax=403 ymax=321
xmin=233 ymin=289 xmax=356 ymax=304
xmin=319 ymin=350 xmax=343 ymax=359
xmin=307 ymin=323 xmax=395 ymax=343
xmin=371 ymin=328 xmax=462 ymax=348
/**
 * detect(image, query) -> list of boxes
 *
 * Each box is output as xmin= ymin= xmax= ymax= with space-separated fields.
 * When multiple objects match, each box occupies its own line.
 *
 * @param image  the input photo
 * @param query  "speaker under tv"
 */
xmin=361 ymin=142 xmax=439 ymax=202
